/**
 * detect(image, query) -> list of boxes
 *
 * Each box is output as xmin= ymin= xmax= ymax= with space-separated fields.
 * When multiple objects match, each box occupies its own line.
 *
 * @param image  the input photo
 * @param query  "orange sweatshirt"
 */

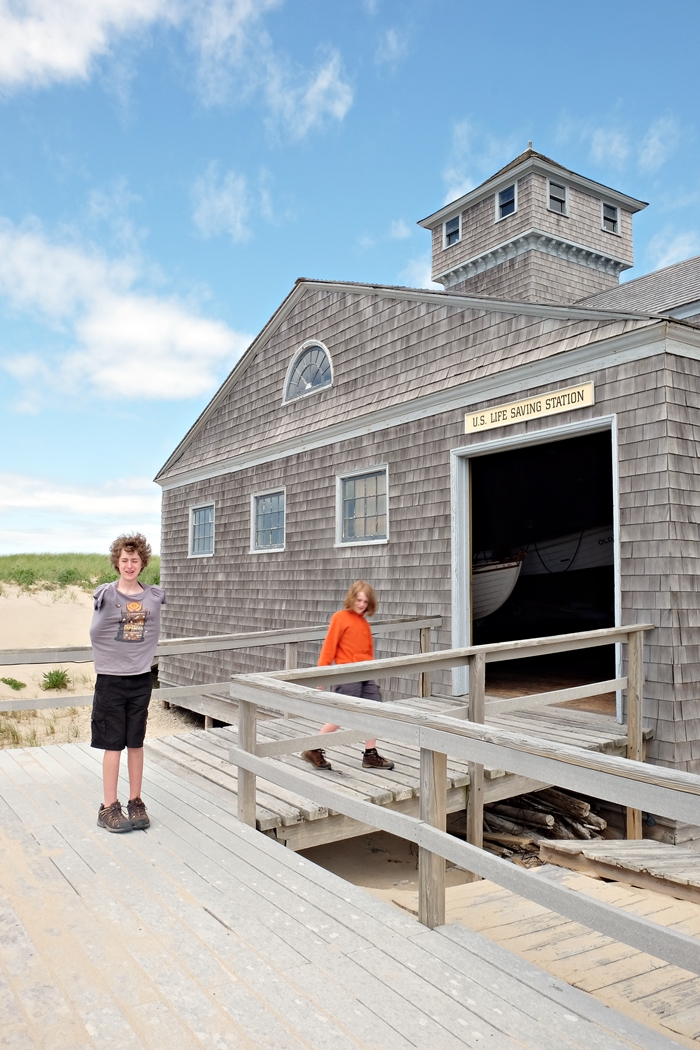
xmin=318 ymin=609 xmax=374 ymax=666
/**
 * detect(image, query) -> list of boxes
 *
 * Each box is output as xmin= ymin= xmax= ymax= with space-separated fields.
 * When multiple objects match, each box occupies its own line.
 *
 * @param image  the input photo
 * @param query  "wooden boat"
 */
xmin=520 ymin=524 xmax=614 ymax=576
xmin=471 ymin=555 xmax=524 ymax=619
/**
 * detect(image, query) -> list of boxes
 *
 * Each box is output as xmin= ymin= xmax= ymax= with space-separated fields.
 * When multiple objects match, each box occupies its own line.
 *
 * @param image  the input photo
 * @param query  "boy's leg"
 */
xmin=103 ymin=750 xmax=121 ymax=805
xmin=127 ymin=747 xmax=144 ymax=800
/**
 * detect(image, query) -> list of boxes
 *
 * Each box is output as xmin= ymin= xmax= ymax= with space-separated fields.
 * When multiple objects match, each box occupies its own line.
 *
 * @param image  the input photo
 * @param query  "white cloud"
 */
xmin=646 ymin=228 xmax=700 ymax=271
xmin=400 ymin=253 xmax=442 ymax=290
xmin=192 ymin=163 xmax=250 ymax=241
xmin=0 ymin=0 xmax=175 ymax=90
xmin=389 ymin=219 xmax=411 ymax=240
xmin=375 ymin=28 xmax=408 ymax=68
xmin=443 ymin=120 xmax=520 ymax=205
xmin=589 ymin=128 xmax=629 ymax=169
xmin=0 ymin=1 xmax=354 ymax=141
xmin=0 ymin=472 xmax=161 ymax=554
xmin=639 ymin=117 xmax=681 ymax=174
xmin=0 ymin=218 xmax=250 ymax=404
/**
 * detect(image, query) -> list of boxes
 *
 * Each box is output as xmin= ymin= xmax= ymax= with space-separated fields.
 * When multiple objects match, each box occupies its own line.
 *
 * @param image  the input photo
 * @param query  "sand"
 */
xmin=0 ymin=585 xmax=203 ymax=746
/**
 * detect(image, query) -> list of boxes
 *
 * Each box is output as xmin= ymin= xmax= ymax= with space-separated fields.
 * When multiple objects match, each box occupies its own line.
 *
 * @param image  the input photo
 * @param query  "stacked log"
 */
xmin=482 ymin=787 xmax=607 ymax=863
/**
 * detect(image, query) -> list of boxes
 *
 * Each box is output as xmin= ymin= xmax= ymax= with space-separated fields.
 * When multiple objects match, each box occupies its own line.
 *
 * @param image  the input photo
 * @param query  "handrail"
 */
xmin=0 ymin=615 xmax=442 ymax=666
xmin=229 ymin=623 xmax=660 ymax=936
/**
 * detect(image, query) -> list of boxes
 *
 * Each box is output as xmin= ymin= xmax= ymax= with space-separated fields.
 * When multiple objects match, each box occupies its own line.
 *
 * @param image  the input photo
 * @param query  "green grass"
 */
xmin=0 ymin=553 xmax=160 ymax=591
xmin=0 ymin=677 xmax=26 ymax=691
xmin=41 ymin=668 xmax=71 ymax=690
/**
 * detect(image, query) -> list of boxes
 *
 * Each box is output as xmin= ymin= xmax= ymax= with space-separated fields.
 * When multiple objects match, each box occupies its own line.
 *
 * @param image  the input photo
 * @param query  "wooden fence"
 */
xmin=0 ymin=616 xmax=441 ymax=723
xmin=223 ymin=623 xmax=700 ymax=977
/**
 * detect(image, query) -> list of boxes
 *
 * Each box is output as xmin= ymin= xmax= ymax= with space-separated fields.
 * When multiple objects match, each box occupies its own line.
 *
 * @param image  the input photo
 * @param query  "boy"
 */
xmin=90 ymin=533 xmax=165 ymax=832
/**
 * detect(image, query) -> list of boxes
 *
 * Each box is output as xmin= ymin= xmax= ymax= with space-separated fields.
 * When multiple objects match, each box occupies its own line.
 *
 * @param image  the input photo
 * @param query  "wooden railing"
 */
xmin=223 ymin=624 xmax=700 ymax=977
xmin=0 ymin=615 xmax=441 ymax=723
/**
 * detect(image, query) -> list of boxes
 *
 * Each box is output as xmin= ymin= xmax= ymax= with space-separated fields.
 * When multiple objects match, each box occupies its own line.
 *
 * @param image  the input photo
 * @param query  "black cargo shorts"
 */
xmin=90 ymin=672 xmax=152 ymax=751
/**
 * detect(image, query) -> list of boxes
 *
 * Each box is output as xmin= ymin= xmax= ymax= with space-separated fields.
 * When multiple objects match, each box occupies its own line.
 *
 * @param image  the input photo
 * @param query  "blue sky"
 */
xmin=1 ymin=0 xmax=698 ymax=553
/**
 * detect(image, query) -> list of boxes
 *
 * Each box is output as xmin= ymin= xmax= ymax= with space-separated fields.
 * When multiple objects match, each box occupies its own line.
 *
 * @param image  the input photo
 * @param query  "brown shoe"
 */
xmin=127 ymin=796 xmax=150 ymax=830
xmin=362 ymin=748 xmax=394 ymax=770
xmin=302 ymin=749 xmax=332 ymax=770
xmin=97 ymin=800 xmax=132 ymax=832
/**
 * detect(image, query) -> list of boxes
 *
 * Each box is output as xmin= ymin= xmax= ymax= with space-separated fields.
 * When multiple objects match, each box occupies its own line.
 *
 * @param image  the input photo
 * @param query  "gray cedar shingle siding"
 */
xmin=158 ymin=279 xmax=700 ymax=773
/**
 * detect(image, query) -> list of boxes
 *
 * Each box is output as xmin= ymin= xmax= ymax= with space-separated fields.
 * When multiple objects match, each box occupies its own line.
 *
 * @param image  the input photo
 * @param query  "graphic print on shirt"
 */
xmin=115 ymin=601 xmax=150 ymax=643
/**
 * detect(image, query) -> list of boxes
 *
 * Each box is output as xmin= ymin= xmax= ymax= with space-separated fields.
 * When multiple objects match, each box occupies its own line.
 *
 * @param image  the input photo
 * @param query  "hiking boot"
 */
xmin=127 ymin=796 xmax=150 ymax=830
xmin=97 ymin=800 xmax=132 ymax=833
xmin=302 ymin=749 xmax=332 ymax=770
xmin=362 ymin=748 xmax=394 ymax=770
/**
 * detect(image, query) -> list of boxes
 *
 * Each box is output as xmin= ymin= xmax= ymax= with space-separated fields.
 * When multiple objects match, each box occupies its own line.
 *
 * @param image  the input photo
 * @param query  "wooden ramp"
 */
xmin=143 ymin=700 xmax=647 ymax=851
xmin=0 ymin=742 xmax=681 ymax=1050
xmin=434 ymin=868 xmax=700 ymax=1049
xmin=539 ymin=841 xmax=700 ymax=906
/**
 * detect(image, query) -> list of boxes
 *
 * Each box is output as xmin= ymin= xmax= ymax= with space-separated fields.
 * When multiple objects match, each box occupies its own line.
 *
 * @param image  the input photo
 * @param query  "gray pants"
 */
xmin=334 ymin=680 xmax=383 ymax=702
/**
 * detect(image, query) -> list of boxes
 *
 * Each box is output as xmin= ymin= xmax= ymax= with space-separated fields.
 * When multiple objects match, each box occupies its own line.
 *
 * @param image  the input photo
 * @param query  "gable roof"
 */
xmin=418 ymin=147 xmax=648 ymax=229
xmin=578 ymin=254 xmax=700 ymax=316
xmin=155 ymin=278 xmax=661 ymax=484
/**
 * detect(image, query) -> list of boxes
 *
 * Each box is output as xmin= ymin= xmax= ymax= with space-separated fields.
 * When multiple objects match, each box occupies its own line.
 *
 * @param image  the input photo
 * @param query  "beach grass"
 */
xmin=0 ymin=553 xmax=160 ymax=591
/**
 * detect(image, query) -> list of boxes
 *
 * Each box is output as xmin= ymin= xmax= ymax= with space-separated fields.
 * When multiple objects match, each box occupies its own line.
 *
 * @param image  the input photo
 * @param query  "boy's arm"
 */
xmin=318 ymin=612 xmax=343 ymax=666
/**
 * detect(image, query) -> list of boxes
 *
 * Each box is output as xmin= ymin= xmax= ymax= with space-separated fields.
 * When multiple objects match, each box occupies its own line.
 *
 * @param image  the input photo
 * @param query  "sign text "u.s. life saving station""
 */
xmin=465 ymin=382 xmax=594 ymax=434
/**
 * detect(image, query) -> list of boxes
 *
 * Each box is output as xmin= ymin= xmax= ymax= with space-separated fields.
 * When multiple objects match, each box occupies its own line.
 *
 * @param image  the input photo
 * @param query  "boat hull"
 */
xmin=471 ymin=558 xmax=523 ymax=619
xmin=520 ymin=525 xmax=614 ymax=576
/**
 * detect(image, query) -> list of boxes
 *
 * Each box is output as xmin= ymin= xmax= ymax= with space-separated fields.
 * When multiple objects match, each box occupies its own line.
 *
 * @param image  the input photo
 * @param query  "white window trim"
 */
xmin=442 ymin=213 xmax=461 ymax=249
xmin=601 ymin=200 xmax=621 ymax=237
xmin=494 ymin=181 xmax=518 ymax=222
xmin=282 ymin=339 xmax=334 ymax=405
xmin=335 ymin=464 xmax=389 ymax=548
xmin=547 ymin=178 xmax=568 ymax=216
xmin=250 ymin=486 xmax=286 ymax=553
xmin=188 ymin=501 xmax=215 ymax=558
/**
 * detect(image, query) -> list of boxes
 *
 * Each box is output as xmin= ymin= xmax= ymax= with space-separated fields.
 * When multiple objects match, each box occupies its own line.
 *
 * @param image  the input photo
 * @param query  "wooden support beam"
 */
xmin=204 ymin=715 xmax=214 ymax=730
xmin=626 ymin=629 xmax=645 ymax=840
xmin=284 ymin=642 xmax=298 ymax=718
xmin=419 ymin=746 xmax=447 ymax=929
xmin=466 ymin=651 xmax=485 ymax=879
xmin=419 ymin=627 xmax=432 ymax=699
xmin=237 ymin=699 xmax=257 ymax=827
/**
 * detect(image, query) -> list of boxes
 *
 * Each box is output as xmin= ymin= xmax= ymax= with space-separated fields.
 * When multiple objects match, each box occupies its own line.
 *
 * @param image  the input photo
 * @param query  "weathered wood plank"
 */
xmin=627 ymin=629 xmax=645 ymax=840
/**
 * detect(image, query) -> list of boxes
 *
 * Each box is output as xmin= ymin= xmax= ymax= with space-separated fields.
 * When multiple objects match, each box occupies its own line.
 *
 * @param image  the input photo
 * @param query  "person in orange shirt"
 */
xmin=302 ymin=581 xmax=395 ymax=772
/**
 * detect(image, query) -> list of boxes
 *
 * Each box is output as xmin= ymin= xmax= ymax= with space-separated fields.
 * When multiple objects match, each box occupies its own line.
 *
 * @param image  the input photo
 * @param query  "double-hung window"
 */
xmin=497 ymin=184 xmax=516 ymax=219
xmin=189 ymin=503 xmax=215 ymax=557
xmin=602 ymin=202 xmax=619 ymax=233
xmin=336 ymin=467 xmax=388 ymax=546
xmin=251 ymin=490 xmax=285 ymax=552
xmin=549 ymin=181 xmax=567 ymax=214
xmin=444 ymin=215 xmax=460 ymax=246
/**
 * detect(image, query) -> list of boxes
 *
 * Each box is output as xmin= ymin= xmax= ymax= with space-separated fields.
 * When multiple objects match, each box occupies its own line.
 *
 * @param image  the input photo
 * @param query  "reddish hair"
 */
xmin=109 ymin=533 xmax=151 ymax=571
xmin=344 ymin=580 xmax=377 ymax=617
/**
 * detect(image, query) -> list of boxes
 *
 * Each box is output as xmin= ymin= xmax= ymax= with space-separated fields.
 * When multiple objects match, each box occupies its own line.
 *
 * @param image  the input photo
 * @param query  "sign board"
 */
xmin=465 ymin=382 xmax=594 ymax=434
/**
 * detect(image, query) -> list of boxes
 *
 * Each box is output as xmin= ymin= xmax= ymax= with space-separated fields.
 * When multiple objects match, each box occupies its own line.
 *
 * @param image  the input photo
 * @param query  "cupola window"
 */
xmin=497 ymin=184 xmax=516 ymax=219
xmin=284 ymin=342 xmax=333 ymax=403
xmin=549 ymin=181 xmax=567 ymax=214
xmin=602 ymin=203 xmax=619 ymax=234
xmin=444 ymin=215 xmax=460 ymax=246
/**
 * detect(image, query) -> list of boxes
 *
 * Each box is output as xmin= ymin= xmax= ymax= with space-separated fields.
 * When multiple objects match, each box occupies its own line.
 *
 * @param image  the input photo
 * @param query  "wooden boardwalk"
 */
xmin=438 ymin=867 xmax=700 ymax=1048
xmin=539 ymin=841 xmax=700 ymax=906
xmin=0 ymin=741 xmax=682 ymax=1050
xmin=144 ymin=698 xmax=649 ymax=851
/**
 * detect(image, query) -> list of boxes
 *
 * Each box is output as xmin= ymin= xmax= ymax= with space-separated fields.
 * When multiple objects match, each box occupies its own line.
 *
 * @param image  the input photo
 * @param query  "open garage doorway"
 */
xmin=469 ymin=429 xmax=616 ymax=701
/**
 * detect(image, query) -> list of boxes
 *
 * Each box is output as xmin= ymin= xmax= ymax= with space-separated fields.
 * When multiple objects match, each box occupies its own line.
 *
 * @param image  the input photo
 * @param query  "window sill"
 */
xmin=187 ymin=551 xmax=214 ymax=559
xmin=334 ymin=538 xmax=388 ymax=549
xmin=250 ymin=546 xmax=286 ymax=554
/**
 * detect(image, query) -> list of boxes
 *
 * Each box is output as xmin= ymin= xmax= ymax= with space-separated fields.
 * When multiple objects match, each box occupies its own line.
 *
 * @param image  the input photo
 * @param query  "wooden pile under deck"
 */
xmin=145 ymin=696 xmax=651 ymax=851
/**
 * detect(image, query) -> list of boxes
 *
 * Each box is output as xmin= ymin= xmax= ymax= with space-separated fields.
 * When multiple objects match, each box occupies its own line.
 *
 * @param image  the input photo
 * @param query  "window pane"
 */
xmin=191 ymin=505 xmax=214 ymax=554
xmin=255 ymin=492 xmax=285 ymax=549
xmin=445 ymin=216 xmax=459 ymax=245
xmin=286 ymin=345 xmax=332 ymax=401
xmin=341 ymin=471 xmax=387 ymax=543
xmin=498 ymin=185 xmax=515 ymax=218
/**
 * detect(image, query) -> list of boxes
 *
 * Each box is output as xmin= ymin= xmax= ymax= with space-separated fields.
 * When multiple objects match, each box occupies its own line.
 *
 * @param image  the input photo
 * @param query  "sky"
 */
xmin=1 ymin=0 xmax=699 ymax=554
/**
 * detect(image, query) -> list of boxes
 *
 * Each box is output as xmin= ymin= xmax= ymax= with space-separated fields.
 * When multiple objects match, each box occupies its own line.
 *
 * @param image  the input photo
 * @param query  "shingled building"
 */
xmin=156 ymin=147 xmax=700 ymax=785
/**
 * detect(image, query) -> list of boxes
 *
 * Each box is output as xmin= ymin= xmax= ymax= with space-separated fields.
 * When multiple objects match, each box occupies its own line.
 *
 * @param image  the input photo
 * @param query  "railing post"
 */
xmin=284 ymin=643 xmax=298 ymax=718
xmin=626 ymin=629 xmax=644 ymax=840
xmin=466 ymin=652 xmax=485 ymax=873
xmin=419 ymin=747 xmax=447 ymax=928
xmin=419 ymin=627 xmax=432 ymax=698
xmin=237 ymin=699 xmax=257 ymax=827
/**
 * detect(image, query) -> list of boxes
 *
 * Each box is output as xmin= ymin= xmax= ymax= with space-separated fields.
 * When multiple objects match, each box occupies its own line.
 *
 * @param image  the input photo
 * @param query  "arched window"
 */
xmin=283 ymin=341 xmax=333 ymax=403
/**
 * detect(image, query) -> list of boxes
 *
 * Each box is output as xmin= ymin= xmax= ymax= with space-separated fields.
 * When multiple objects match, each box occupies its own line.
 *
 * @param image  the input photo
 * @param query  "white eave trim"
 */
xmin=433 ymin=228 xmax=633 ymax=289
xmin=156 ymin=321 xmax=699 ymax=492
xmin=418 ymin=156 xmax=648 ymax=229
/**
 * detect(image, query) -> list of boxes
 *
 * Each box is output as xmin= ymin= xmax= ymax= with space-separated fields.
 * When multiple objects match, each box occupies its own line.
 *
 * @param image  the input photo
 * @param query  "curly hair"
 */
xmin=344 ymin=580 xmax=377 ymax=617
xmin=109 ymin=533 xmax=152 ymax=571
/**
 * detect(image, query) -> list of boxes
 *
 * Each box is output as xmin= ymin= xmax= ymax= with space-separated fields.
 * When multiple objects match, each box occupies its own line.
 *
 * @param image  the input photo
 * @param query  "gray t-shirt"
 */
xmin=90 ymin=582 xmax=166 ymax=675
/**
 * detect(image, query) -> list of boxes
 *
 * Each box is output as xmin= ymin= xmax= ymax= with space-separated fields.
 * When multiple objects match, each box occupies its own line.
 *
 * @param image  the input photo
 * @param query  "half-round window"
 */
xmin=284 ymin=342 xmax=333 ymax=403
